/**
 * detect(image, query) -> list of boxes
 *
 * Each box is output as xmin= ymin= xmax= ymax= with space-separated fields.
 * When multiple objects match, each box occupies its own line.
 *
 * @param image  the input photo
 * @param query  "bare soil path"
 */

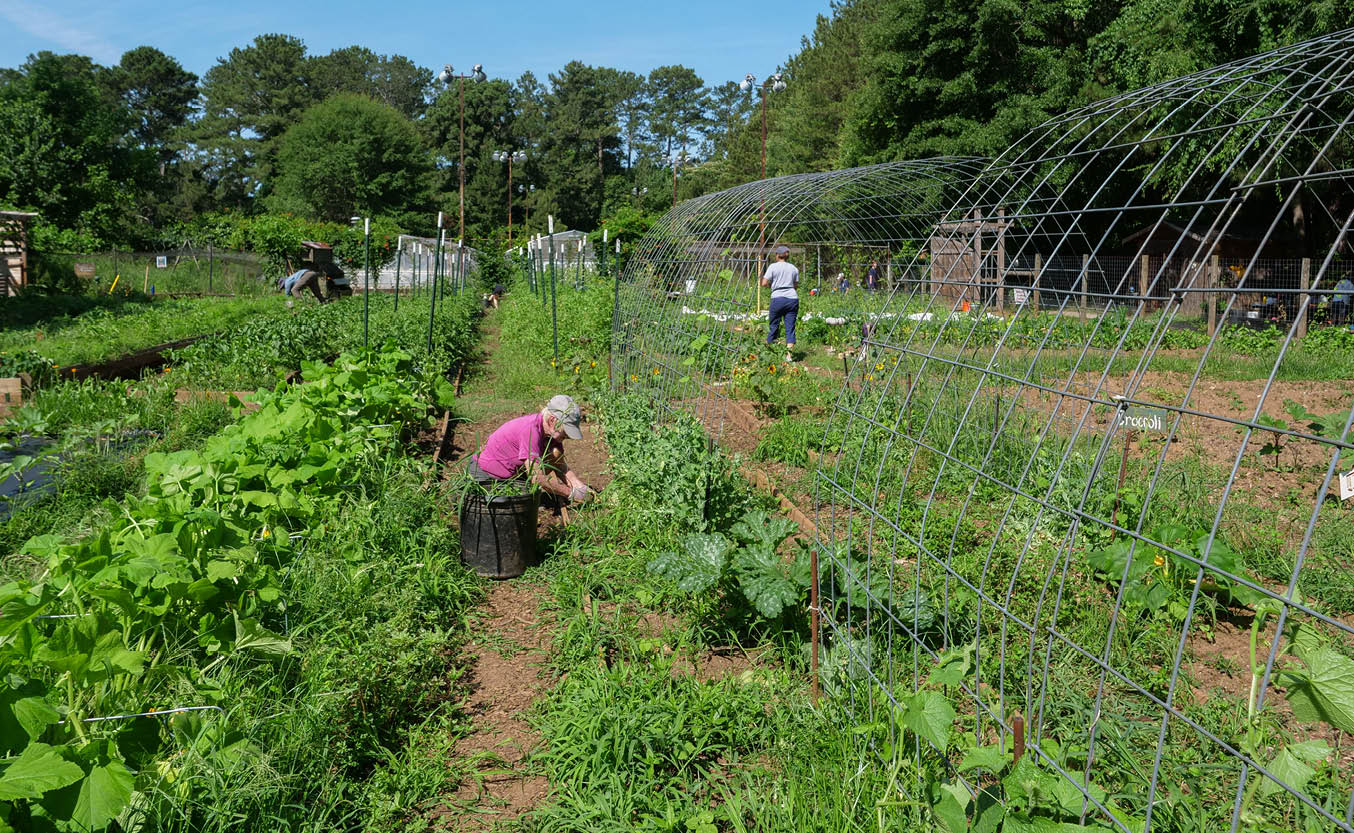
xmin=426 ymin=312 xmax=610 ymax=831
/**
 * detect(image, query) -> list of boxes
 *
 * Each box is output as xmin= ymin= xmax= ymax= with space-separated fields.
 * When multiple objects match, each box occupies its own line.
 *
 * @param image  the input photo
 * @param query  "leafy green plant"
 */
xmin=648 ymin=509 xmax=808 ymax=622
xmin=1084 ymin=525 xmax=1257 ymax=618
xmin=857 ymin=645 xmax=1143 ymax=833
xmin=1283 ymin=399 xmax=1352 ymax=464
xmin=1256 ymin=414 xmax=1290 ymax=468
xmin=0 ymin=345 xmax=456 ymax=831
xmin=1231 ymin=591 xmax=1354 ymax=825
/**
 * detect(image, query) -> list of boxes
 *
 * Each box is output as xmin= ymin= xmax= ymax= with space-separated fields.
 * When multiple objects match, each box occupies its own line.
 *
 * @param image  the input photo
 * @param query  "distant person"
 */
xmin=469 ymin=395 xmax=594 ymax=504
xmin=280 ymin=267 xmax=324 ymax=303
xmin=838 ymin=272 xmax=849 ymax=293
xmin=762 ymin=245 xmax=800 ymax=363
xmin=866 ymin=260 xmax=880 ymax=291
xmin=1331 ymin=276 xmax=1354 ymax=324
xmin=488 ymin=282 xmax=506 ymax=308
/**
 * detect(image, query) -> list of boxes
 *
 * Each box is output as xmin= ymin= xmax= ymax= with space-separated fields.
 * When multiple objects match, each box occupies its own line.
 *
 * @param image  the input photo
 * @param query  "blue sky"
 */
xmin=0 ymin=0 xmax=833 ymax=88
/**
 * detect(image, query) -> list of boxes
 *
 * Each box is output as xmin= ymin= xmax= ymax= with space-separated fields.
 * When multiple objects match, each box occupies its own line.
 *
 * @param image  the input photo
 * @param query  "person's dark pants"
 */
xmin=1333 ymin=301 xmax=1349 ymax=325
xmin=292 ymin=270 xmax=326 ymax=303
xmin=767 ymin=296 xmax=799 ymax=346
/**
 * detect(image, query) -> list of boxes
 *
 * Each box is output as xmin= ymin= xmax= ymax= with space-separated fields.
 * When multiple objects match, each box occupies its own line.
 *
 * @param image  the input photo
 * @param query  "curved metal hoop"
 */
xmin=613 ymin=28 xmax=1354 ymax=833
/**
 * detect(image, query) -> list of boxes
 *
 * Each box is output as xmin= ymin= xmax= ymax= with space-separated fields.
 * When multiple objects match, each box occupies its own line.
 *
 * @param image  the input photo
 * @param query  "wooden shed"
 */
xmin=1118 ymin=220 xmax=1288 ymax=260
xmin=0 ymin=211 xmax=38 ymax=296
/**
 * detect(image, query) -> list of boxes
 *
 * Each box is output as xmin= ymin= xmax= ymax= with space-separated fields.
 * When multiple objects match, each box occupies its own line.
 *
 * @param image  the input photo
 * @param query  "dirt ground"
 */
xmin=432 ymin=579 xmax=553 ymax=832
xmin=426 ymin=370 xmax=613 ymax=829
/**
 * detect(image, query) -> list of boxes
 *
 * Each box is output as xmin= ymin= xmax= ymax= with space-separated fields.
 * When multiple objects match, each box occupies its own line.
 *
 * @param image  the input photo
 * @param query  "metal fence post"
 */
xmin=363 ymin=219 xmax=372 ymax=348
xmin=549 ymin=222 xmax=559 ymax=370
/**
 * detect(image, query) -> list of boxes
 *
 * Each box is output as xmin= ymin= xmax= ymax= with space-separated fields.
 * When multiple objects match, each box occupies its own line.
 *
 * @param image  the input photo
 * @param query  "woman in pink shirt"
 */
xmin=469 ymin=395 xmax=593 ymax=502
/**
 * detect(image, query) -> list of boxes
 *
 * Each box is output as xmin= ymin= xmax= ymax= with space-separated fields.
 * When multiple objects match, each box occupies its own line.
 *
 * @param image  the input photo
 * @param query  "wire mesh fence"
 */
xmin=381 ymin=236 xmax=482 ymax=295
xmin=612 ymin=26 xmax=1354 ymax=833
xmin=30 ymin=247 xmax=268 ymax=295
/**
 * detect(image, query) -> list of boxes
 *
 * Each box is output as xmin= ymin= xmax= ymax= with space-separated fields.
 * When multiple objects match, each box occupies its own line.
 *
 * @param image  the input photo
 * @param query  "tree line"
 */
xmin=0 ymin=35 xmax=754 ymax=251
xmin=2 ymin=0 xmax=1352 ymax=256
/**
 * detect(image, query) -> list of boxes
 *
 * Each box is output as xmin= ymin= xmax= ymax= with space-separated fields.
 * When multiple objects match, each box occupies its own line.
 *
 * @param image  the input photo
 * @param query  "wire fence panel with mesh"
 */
xmin=611 ymin=27 xmax=1354 ymax=833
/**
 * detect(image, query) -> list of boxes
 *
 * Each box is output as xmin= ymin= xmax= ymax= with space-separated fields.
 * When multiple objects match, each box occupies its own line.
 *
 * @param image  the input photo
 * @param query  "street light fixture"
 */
xmin=491 ymin=149 xmax=527 ymax=244
xmin=668 ymin=151 xmax=688 ymax=208
xmin=740 ymin=71 xmax=788 ymax=310
xmin=438 ymin=63 xmax=486 ymax=245
xmin=518 ymin=183 xmax=536 ymax=230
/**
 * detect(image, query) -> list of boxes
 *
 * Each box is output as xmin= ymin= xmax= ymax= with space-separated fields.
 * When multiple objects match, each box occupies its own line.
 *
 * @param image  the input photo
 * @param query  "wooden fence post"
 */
xmin=1081 ymin=253 xmax=1089 ymax=322
xmin=1139 ymin=255 xmax=1150 ymax=311
xmin=996 ymin=208 xmax=1006 ymax=313
xmin=1208 ymin=255 xmax=1219 ymax=337
xmin=1032 ymin=253 xmax=1042 ymax=312
xmin=1298 ymin=257 xmax=1311 ymax=340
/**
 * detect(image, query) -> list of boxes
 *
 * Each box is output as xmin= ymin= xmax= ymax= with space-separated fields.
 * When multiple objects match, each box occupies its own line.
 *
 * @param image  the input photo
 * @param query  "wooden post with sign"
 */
xmin=0 ymin=377 xmax=21 ymax=419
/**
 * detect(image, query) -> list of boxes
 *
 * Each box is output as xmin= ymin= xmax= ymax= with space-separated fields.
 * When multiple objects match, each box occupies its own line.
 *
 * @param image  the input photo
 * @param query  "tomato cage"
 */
xmin=612 ymin=26 xmax=1354 ymax=833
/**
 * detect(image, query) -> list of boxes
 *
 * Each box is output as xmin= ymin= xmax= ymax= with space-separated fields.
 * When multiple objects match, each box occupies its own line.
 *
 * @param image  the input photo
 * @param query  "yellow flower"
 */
xmin=769 ymin=365 xmax=776 ymax=374
xmin=590 ymin=361 xmax=596 ymax=368
xmin=573 ymin=365 xmax=580 ymax=373
xmin=866 ymin=374 xmax=874 ymax=381
xmin=875 ymin=363 xmax=883 ymax=371
xmin=1153 ymin=554 xmax=1164 ymax=567
xmin=631 ymin=374 xmax=638 ymax=381
xmin=550 ymin=360 xmax=556 ymax=367
xmin=262 ymin=527 xmax=270 ymax=538
xmin=652 ymin=368 xmax=660 ymax=375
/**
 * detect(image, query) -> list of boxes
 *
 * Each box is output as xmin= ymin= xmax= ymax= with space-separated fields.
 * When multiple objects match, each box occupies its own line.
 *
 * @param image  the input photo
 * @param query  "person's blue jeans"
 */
xmin=767 ymin=296 xmax=799 ymax=346
xmin=283 ymin=274 xmax=300 ymax=296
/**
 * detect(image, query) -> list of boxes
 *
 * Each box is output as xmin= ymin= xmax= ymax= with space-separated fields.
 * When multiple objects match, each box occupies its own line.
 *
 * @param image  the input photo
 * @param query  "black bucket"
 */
xmin=459 ymin=487 xmax=539 ymax=578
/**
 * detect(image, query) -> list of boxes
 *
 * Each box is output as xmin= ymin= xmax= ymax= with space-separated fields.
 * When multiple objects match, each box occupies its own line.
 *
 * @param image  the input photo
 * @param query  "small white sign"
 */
xmin=155 ymin=255 xmax=168 ymax=268
xmin=1013 ymin=288 xmax=1029 ymax=305
xmin=1340 ymin=470 xmax=1354 ymax=501
xmin=1118 ymin=406 xmax=1171 ymax=433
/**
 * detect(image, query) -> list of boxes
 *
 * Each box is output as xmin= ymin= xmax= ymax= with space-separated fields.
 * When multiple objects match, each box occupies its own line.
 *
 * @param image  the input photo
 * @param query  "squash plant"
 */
xmin=648 ymin=510 xmax=809 ymax=621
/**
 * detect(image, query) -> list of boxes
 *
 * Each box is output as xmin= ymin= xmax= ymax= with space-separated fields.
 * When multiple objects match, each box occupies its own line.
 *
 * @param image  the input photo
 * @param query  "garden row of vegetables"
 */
xmin=0 ymin=291 xmax=482 ymax=831
xmin=477 ymin=277 xmax=1155 ymax=832
xmin=0 ymin=297 xmax=289 ymax=384
xmin=589 ymin=270 xmax=1354 ymax=832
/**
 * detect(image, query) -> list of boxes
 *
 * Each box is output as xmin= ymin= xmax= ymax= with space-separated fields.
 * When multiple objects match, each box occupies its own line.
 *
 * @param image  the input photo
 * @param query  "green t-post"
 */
xmin=548 ymin=224 xmax=559 ymax=370
xmin=429 ymin=225 xmax=444 ymax=355
xmin=363 ymin=219 xmax=371 ymax=348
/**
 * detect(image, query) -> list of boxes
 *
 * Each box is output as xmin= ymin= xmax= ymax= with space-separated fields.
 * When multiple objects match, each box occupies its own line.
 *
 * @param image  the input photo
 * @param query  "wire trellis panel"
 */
xmin=612 ymin=27 xmax=1354 ymax=833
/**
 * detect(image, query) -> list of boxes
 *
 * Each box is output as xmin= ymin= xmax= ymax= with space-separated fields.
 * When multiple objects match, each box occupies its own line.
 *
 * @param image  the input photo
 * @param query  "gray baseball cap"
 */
xmin=774 ymin=245 xmax=790 ymax=255
xmin=546 ymin=394 xmax=583 ymax=440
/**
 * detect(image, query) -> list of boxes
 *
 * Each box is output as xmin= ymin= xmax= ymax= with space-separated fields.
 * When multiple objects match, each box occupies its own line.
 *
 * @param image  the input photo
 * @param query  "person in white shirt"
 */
xmin=761 ymin=245 xmax=800 ymax=362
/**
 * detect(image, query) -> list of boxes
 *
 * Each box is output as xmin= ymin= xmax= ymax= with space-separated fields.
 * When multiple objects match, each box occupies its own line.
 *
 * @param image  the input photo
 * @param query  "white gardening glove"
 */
xmin=568 ymin=485 xmax=593 ymax=504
